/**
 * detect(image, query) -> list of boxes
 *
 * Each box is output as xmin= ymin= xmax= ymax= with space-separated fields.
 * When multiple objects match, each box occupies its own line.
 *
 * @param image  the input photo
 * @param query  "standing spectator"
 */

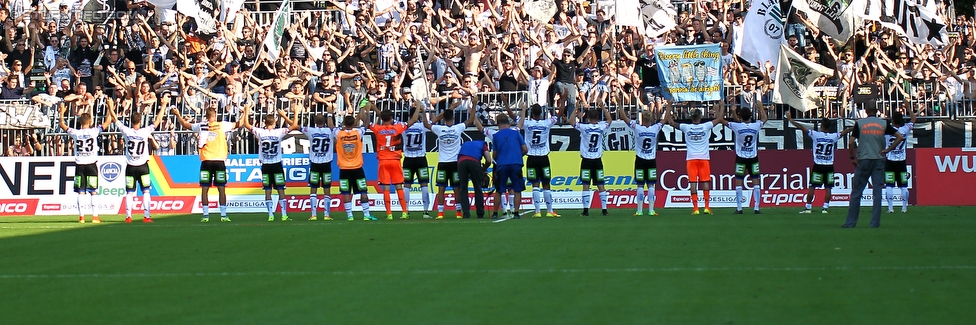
xmin=843 ymin=106 xmax=905 ymax=228
xmin=69 ymin=37 xmax=98 ymax=91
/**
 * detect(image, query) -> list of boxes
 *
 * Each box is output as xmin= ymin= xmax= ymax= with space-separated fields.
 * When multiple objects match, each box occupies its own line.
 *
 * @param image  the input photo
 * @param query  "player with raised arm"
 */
xmin=402 ymin=101 xmax=434 ymax=218
xmin=618 ymin=102 xmax=669 ymax=217
xmin=716 ymin=101 xmax=768 ymax=214
xmin=171 ymin=106 xmax=246 ymax=222
xmin=110 ymin=105 xmax=165 ymax=223
xmin=520 ymin=104 xmax=561 ymax=218
xmin=885 ymin=107 xmax=916 ymax=213
xmin=243 ymin=109 xmax=301 ymax=222
xmin=786 ymin=112 xmax=853 ymax=214
xmin=366 ymin=102 xmax=422 ymax=220
xmin=666 ymin=101 xmax=724 ymax=215
xmin=336 ymin=110 xmax=374 ymax=221
xmin=303 ymin=113 xmax=337 ymax=220
xmin=573 ymin=105 xmax=614 ymax=216
xmin=59 ymin=104 xmax=113 ymax=223
xmin=423 ymin=102 xmax=477 ymax=219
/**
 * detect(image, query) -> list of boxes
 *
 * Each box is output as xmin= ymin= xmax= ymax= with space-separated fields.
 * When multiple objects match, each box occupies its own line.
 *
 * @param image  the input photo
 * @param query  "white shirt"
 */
xmin=630 ymin=121 xmax=664 ymax=160
xmin=251 ymin=127 xmax=289 ymax=164
xmin=679 ymin=123 xmax=714 ymax=160
xmin=116 ymin=122 xmax=155 ymax=166
xmin=885 ymin=123 xmax=914 ymax=162
xmin=302 ymin=126 xmax=335 ymax=164
xmin=728 ymin=121 xmax=763 ymax=159
xmin=68 ymin=126 xmax=102 ymax=165
xmin=528 ymin=76 xmax=550 ymax=107
xmin=524 ymin=117 xmax=558 ymax=156
xmin=809 ymin=130 xmax=842 ymax=165
xmin=575 ymin=121 xmax=609 ymax=159
xmin=432 ymin=123 xmax=467 ymax=162
xmin=402 ymin=122 xmax=428 ymax=158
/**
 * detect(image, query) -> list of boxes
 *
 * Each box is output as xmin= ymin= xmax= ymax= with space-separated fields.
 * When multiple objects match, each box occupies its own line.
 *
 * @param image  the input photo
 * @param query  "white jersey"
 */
xmin=885 ymin=122 xmax=913 ymax=162
xmin=431 ymin=123 xmax=467 ymax=162
xmin=630 ymin=121 xmax=664 ymax=160
xmin=575 ymin=121 xmax=609 ymax=159
xmin=68 ymin=127 xmax=102 ymax=165
xmin=679 ymin=123 xmax=714 ymax=160
xmin=116 ymin=122 xmax=155 ymax=166
xmin=252 ymin=127 xmax=288 ymax=164
xmin=402 ymin=122 xmax=428 ymax=158
xmin=809 ymin=130 xmax=842 ymax=165
xmin=728 ymin=121 xmax=763 ymax=159
xmin=302 ymin=126 xmax=335 ymax=164
xmin=523 ymin=117 xmax=558 ymax=156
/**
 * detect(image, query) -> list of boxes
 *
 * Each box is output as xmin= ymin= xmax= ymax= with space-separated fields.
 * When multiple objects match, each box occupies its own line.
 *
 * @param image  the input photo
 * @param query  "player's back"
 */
xmin=402 ymin=122 xmax=427 ymax=158
xmin=575 ymin=121 xmax=609 ymax=159
xmin=196 ymin=121 xmax=233 ymax=161
xmin=680 ymin=123 xmax=713 ymax=160
xmin=118 ymin=123 xmax=154 ymax=166
xmin=885 ymin=123 xmax=913 ymax=161
xmin=631 ymin=122 xmax=664 ymax=160
xmin=335 ymin=128 xmax=365 ymax=169
xmin=371 ymin=123 xmax=406 ymax=160
xmin=253 ymin=128 xmax=288 ymax=164
xmin=68 ymin=127 xmax=102 ymax=165
xmin=809 ymin=130 xmax=841 ymax=165
xmin=303 ymin=126 xmax=336 ymax=164
xmin=729 ymin=121 xmax=763 ymax=159
xmin=524 ymin=117 xmax=557 ymax=156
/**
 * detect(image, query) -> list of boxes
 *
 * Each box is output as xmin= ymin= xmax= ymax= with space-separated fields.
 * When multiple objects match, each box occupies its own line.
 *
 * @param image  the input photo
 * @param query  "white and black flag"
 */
xmin=857 ymin=0 xmax=948 ymax=45
xmin=791 ymin=0 xmax=861 ymax=43
xmin=639 ymin=0 xmax=677 ymax=38
xmin=82 ymin=0 xmax=116 ymax=25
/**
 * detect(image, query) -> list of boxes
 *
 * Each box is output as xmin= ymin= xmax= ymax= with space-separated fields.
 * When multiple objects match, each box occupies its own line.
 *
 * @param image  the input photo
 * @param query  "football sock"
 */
xmin=532 ymin=187 xmax=541 ymax=213
xmin=885 ymin=186 xmax=894 ymax=209
xmin=636 ymin=187 xmax=645 ymax=213
xmin=753 ymin=187 xmax=761 ymax=211
xmin=344 ymin=202 xmax=354 ymax=217
xmin=361 ymin=201 xmax=370 ymax=215
xmin=823 ymin=201 xmax=830 ymax=209
xmin=735 ymin=186 xmax=743 ymax=210
xmin=202 ymin=205 xmax=210 ymax=217
xmin=310 ymin=194 xmax=318 ymax=217
xmin=125 ymin=193 xmax=134 ymax=218
xmin=507 ymin=193 xmax=515 ymax=211
xmin=265 ymin=200 xmax=274 ymax=216
xmin=77 ymin=193 xmax=85 ymax=217
xmin=582 ymin=190 xmax=592 ymax=210
xmin=279 ymin=199 xmax=288 ymax=216
xmin=901 ymin=188 xmax=909 ymax=211
xmin=805 ymin=203 xmax=813 ymax=210
xmin=322 ymin=195 xmax=331 ymax=216
xmin=142 ymin=192 xmax=151 ymax=218
xmin=599 ymin=191 xmax=608 ymax=209
xmin=383 ymin=186 xmax=392 ymax=214
xmin=455 ymin=203 xmax=460 ymax=212
xmin=691 ymin=192 xmax=699 ymax=210
xmin=396 ymin=188 xmax=408 ymax=213
xmin=437 ymin=204 xmax=444 ymax=213
xmin=219 ymin=205 xmax=227 ymax=217
xmin=543 ymin=190 xmax=554 ymax=213
xmin=703 ymin=190 xmax=710 ymax=209
xmin=648 ymin=186 xmax=656 ymax=213
xmin=90 ymin=193 xmax=98 ymax=217
xmin=403 ymin=187 xmax=411 ymax=209
xmin=501 ymin=195 xmax=509 ymax=212
xmin=421 ymin=187 xmax=430 ymax=212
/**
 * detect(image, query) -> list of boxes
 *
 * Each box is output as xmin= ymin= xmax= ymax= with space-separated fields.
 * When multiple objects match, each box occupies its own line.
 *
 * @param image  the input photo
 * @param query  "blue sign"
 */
xmin=100 ymin=162 xmax=122 ymax=182
xmin=654 ymin=44 xmax=723 ymax=102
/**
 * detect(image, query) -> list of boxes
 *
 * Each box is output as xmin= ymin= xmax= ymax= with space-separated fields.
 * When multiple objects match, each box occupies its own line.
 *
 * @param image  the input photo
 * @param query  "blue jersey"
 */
xmin=492 ymin=128 xmax=526 ymax=166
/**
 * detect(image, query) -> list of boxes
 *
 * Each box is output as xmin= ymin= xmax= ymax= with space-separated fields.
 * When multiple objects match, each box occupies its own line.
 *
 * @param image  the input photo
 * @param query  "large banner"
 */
xmin=856 ymin=0 xmax=948 ymax=46
xmin=638 ymin=0 xmax=678 ymax=38
xmin=735 ymin=0 xmax=785 ymax=66
xmin=0 ymin=102 xmax=50 ymax=130
xmin=773 ymin=44 xmax=835 ymax=112
xmin=913 ymin=148 xmax=976 ymax=206
xmin=654 ymin=44 xmax=723 ymax=102
xmin=791 ymin=0 xmax=861 ymax=43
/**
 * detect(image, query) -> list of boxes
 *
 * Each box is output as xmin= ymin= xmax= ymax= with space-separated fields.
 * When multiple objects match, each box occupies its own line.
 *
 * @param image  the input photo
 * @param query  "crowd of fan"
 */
xmin=0 ymin=0 xmax=974 ymax=157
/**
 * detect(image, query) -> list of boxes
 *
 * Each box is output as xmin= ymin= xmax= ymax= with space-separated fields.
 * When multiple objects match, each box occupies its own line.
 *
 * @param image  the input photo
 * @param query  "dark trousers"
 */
xmin=845 ymin=159 xmax=885 ymax=228
xmin=457 ymin=159 xmax=485 ymax=218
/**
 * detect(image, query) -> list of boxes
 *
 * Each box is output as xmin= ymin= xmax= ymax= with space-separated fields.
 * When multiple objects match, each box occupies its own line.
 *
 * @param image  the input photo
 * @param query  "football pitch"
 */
xmin=1 ymin=207 xmax=974 ymax=324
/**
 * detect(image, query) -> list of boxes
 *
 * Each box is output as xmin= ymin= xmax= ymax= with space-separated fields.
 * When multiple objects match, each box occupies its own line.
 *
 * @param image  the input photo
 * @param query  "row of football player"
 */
xmin=56 ymin=96 xmax=916 ymax=223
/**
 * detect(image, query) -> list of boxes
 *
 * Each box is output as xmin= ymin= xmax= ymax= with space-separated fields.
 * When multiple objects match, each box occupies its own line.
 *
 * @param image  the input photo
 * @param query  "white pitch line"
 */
xmin=1 ymin=266 xmax=973 ymax=279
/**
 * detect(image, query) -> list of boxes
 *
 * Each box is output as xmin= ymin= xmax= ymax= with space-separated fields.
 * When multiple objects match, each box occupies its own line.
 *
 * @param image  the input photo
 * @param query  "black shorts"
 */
xmin=339 ymin=168 xmax=368 ymax=194
xmin=634 ymin=157 xmax=657 ymax=185
xmin=261 ymin=163 xmax=286 ymax=190
xmin=309 ymin=162 xmax=333 ymax=188
xmin=579 ymin=158 xmax=605 ymax=185
xmin=125 ymin=163 xmax=151 ymax=192
xmin=525 ymin=155 xmax=552 ymax=183
xmin=735 ymin=156 xmax=760 ymax=179
xmin=199 ymin=161 xmax=228 ymax=187
xmin=436 ymin=161 xmax=459 ymax=187
xmin=403 ymin=156 xmax=430 ymax=185
xmin=885 ymin=160 xmax=909 ymax=188
xmin=74 ymin=163 xmax=98 ymax=193
xmin=810 ymin=164 xmax=835 ymax=188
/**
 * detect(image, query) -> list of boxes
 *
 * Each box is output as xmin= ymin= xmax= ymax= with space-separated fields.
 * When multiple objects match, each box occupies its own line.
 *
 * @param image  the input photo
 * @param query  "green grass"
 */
xmin=1 ymin=207 xmax=975 ymax=325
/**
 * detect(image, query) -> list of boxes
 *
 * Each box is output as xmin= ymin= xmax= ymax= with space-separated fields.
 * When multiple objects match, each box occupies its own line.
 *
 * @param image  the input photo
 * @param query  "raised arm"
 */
xmin=785 ymin=111 xmax=809 ymax=134
xmin=152 ymin=105 xmax=166 ymax=129
xmin=58 ymin=104 xmax=70 ymax=132
xmin=101 ymin=104 xmax=114 ymax=130
xmin=278 ymin=109 xmax=301 ymax=131
xmin=712 ymin=100 xmax=728 ymax=127
xmin=618 ymin=107 xmax=633 ymax=126
xmin=170 ymin=107 xmax=194 ymax=129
